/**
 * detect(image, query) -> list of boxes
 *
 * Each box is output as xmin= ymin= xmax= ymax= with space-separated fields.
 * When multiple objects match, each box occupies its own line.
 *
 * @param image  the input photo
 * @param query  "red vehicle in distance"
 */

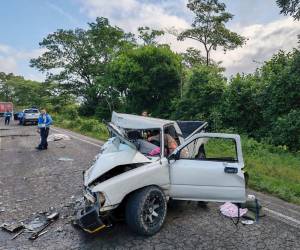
xmin=0 ymin=102 xmax=14 ymax=117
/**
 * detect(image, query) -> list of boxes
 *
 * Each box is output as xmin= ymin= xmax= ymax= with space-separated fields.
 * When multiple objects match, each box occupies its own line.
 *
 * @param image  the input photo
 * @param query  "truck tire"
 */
xmin=125 ymin=186 xmax=167 ymax=236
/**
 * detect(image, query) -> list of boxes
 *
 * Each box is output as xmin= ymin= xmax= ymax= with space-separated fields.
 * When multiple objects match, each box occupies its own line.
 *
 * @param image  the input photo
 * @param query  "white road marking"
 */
xmin=264 ymin=207 xmax=300 ymax=226
xmin=53 ymin=127 xmax=300 ymax=227
xmin=51 ymin=127 xmax=101 ymax=148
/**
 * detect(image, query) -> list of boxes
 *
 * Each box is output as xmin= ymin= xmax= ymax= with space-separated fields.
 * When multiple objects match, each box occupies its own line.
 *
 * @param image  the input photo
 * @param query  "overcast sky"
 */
xmin=0 ymin=0 xmax=299 ymax=81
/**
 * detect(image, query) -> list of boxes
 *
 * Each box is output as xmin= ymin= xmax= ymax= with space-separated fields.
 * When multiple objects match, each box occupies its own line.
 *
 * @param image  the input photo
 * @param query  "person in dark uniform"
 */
xmin=4 ymin=110 xmax=12 ymax=125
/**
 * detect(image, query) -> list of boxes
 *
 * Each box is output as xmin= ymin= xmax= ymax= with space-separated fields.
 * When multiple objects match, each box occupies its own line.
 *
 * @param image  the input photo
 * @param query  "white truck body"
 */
xmin=78 ymin=112 xmax=246 ymax=235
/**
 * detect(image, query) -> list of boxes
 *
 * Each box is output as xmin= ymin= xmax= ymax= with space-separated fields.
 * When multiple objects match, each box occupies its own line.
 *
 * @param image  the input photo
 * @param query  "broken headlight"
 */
xmin=98 ymin=192 xmax=106 ymax=206
xmin=84 ymin=190 xmax=96 ymax=204
xmin=84 ymin=189 xmax=106 ymax=207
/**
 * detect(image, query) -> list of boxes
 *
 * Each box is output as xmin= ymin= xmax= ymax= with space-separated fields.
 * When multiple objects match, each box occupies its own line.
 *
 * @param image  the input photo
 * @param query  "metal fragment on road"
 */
xmin=29 ymin=212 xmax=59 ymax=240
xmin=46 ymin=212 xmax=59 ymax=220
xmin=24 ymin=217 xmax=47 ymax=231
xmin=58 ymin=157 xmax=74 ymax=161
xmin=11 ymin=228 xmax=24 ymax=240
xmin=1 ymin=223 xmax=24 ymax=233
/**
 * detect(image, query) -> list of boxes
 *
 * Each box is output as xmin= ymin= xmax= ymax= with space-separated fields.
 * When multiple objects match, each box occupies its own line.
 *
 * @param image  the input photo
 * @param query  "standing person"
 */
xmin=36 ymin=109 xmax=53 ymax=150
xmin=4 ymin=110 xmax=12 ymax=125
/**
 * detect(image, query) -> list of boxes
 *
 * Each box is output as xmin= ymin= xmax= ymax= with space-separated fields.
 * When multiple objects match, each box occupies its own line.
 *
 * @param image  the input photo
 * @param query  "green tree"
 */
xmin=221 ymin=73 xmax=264 ymax=136
xmin=172 ymin=65 xmax=226 ymax=130
xmin=178 ymin=0 xmax=246 ymax=65
xmin=138 ymin=26 xmax=165 ymax=45
xmin=0 ymin=72 xmax=15 ymax=101
xmin=277 ymin=0 xmax=300 ymax=20
xmin=181 ymin=47 xmax=206 ymax=68
xmin=260 ymin=50 xmax=300 ymax=123
xmin=109 ymin=45 xmax=182 ymax=117
xmin=30 ymin=17 xmax=136 ymax=115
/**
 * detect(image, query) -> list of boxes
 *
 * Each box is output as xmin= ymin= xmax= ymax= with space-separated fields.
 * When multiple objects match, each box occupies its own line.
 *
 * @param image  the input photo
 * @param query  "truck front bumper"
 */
xmin=76 ymin=204 xmax=106 ymax=233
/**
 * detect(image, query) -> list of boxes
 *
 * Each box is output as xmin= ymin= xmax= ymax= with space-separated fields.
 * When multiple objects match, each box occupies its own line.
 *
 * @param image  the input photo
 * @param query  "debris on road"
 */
xmin=1 ymin=222 xmax=24 ymax=233
xmin=48 ymin=134 xmax=71 ymax=142
xmin=58 ymin=157 xmax=74 ymax=161
xmin=29 ymin=230 xmax=48 ymax=240
xmin=241 ymin=219 xmax=254 ymax=225
xmin=11 ymin=228 xmax=25 ymax=240
xmin=29 ymin=212 xmax=59 ymax=240
xmin=1 ymin=210 xmax=61 ymax=241
xmin=24 ymin=216 xmax=47 ymax=231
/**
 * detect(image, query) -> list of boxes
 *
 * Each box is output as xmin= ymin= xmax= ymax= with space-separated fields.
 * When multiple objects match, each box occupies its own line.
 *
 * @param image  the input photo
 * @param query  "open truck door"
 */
xmin=169 ymin=133 xmax=246 ymax=203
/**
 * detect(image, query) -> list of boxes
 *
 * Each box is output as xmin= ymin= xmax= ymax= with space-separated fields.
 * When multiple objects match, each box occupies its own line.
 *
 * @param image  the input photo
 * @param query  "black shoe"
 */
xmin=36 ymin=147 xmax=43 ymax=150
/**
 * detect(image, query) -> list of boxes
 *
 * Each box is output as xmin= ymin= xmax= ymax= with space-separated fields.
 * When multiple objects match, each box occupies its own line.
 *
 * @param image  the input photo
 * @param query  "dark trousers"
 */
xmin=39 ymin=127 xmax=49 ymax=149
xmin=4 ymin=117 xmax=10 ymax=125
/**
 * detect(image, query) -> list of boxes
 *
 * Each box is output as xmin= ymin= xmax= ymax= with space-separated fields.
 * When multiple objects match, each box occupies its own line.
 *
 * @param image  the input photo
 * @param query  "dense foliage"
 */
xmin=109 ymin=45 xmax=181 ymax=117
xmin=0 ymin=72 xmax=74 ymax=110
xmin=1 ymin=0 xmax=299 ymax=151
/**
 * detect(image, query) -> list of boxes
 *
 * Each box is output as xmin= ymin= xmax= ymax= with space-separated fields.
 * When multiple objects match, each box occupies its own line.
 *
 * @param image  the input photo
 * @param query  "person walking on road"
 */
xmin=4 ymin=110 xmax=12 ymax=125
xmin=36 ymin=109 xmax=52 ymax=150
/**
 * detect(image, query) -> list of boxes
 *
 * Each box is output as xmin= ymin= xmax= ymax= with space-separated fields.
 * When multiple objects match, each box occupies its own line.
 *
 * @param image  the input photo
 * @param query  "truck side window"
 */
xmin=179 ymin=137 xmax=238 ymax=163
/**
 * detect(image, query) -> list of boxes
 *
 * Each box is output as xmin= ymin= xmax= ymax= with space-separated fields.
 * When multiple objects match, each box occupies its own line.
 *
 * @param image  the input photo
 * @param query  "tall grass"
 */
xmin=242 ymin=137 xmax=300 ymax=204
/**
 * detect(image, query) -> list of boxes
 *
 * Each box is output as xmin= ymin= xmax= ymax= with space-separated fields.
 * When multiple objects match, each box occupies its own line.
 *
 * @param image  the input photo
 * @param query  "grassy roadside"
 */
xmin=242 ymin=137 xmax=300 ymax=205
xmin=52 ymin=114 xmax=300 ymax=205
xmin=52 ymin=114 xmax=109 ymax=141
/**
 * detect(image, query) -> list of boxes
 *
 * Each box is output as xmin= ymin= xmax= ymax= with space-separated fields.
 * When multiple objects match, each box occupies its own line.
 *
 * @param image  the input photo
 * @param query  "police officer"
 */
xmin=36 ymin=109 xmax=53 ymax=150
xmin=4 ymin=110 xmax=12 ymax=125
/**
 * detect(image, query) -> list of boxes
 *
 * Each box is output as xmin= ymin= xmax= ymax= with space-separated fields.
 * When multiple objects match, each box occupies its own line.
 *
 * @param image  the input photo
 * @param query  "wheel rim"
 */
xmin=142 ymin=191 xmax=165 ymax=228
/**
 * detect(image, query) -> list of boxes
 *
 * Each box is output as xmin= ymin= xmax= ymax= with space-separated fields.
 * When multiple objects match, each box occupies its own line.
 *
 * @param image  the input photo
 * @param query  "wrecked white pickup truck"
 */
xmin=77 ymin=112 xmax=246 ymax=236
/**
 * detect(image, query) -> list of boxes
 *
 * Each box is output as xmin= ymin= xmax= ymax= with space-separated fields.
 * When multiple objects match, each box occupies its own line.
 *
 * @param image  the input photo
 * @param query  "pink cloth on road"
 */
xmin=220 ymin=202 xmax=248 ymax=218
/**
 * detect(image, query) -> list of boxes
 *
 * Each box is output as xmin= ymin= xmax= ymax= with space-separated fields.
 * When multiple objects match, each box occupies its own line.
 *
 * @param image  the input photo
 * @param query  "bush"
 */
xmin=62 ymin=105 xmax=79 ymax=120
xmin=268 ymin=110 xmax=300 ymax=151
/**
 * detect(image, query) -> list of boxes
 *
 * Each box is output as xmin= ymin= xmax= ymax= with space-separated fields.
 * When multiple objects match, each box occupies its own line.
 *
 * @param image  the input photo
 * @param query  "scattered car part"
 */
xmin=29 ymin=212 xmax=59 ymax=240
xmin=0 ymin=223 xmax=24 ymax=233
xmin=58 ymin=157 xmax=74 ymax=161
xmin=11 ymin=228 xmax=24 ymax=240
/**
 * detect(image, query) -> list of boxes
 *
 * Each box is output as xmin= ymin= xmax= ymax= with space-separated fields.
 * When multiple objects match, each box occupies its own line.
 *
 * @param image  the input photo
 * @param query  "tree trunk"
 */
xmin=205 ymin=49 xmax=209 ymax=66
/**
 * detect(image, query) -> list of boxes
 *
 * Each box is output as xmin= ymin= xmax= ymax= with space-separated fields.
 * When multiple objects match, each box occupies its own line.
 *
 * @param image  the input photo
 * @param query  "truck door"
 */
xmin=169 ymin=133 xmax=246 ymax=203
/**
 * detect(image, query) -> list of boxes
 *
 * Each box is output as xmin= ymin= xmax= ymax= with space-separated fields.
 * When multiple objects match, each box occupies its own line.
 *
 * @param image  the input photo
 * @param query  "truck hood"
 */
xmin=84 ymin=137 xmax=151 ymax=186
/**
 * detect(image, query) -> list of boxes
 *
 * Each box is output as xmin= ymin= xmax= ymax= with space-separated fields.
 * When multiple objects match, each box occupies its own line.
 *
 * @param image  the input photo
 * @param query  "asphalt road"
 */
xmin=0 ymin=121 xmax=299 ymax=250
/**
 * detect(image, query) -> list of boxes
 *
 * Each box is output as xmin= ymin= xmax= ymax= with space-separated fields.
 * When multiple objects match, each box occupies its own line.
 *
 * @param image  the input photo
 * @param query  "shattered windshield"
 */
xmin=108 ymin=123 xmax=162 ymax=157
xmin=107 ymin=122 xmax=136 ymax=149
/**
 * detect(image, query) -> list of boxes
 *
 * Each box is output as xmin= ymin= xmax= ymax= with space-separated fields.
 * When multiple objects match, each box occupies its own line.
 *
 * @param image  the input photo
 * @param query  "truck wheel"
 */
xmin=125 ymin=186 xmax=167 ymax=236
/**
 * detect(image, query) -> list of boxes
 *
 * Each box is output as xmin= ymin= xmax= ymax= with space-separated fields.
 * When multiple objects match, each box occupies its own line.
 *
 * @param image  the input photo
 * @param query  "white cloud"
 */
xmin=80 ymin=0 xmax=300 ymax=77
xmin=80 ymin=0 xmax=190 ymax=31
xmin=0 ymin=43 xmax=46 ymax=80
xmin=214 ymin=17 xmax=300 ymax=77
xmin=0 ymin=57 xmax=18 ymax=73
